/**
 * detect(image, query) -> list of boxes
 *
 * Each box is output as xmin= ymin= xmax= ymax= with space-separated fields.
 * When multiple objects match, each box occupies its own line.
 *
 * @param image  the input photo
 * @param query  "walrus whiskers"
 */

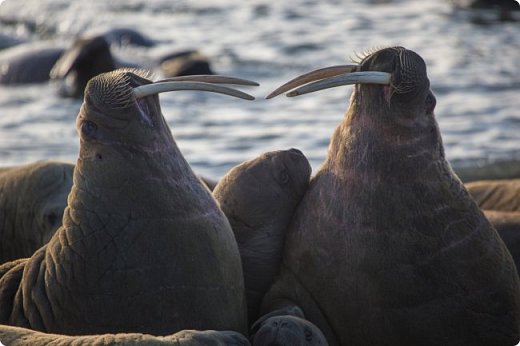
xmin=133 ymin=76 xmax=258 ymax=100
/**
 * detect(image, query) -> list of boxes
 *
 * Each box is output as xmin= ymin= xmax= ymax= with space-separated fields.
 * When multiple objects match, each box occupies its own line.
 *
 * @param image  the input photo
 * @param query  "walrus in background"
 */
xmin=0 ymin=69 xmax=259 ymax=341
xmin=1 ymin=32 xmax=214 ymax=98
xmin=0 ymin=42 xmax=66 ymax=84
xmin=213 ymin=149 xmax=311 ymax=325
xmin=0 ymin=35 xmax=117 ymax=90
xmin=465 ymin=179 xmax=520 ymax=211
xmin=159 ymin=50 xmax=214 ymax=78
xmin=0 ymin=161 xmax=74 ymax=264
xmin=464 ymin=179 xmax=520 ymax=273
xmin=256 ymin=46 xmax=520 ymax=346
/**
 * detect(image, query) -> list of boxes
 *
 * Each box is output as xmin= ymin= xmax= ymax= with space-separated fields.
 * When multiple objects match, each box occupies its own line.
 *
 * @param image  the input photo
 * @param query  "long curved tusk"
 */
xmin=286 ymin=71 xmax=391 ymax=97
xmin=266 ymin=65 xmax=359 ymax=99
xmin=133 ymin=81 xmax=255 ymax=100
xmin=155 ymin=75 xmax=259 ymax=86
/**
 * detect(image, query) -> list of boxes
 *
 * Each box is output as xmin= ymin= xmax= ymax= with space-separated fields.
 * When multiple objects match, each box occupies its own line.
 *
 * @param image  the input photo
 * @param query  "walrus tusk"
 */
xmin=266 ymin=65 xmax=358 ymax=99
xmin=133 ymin=81 xmax=256 ymax=100
xmin=155 ymin=75 xmax=260 ymax=86
xmin=286 ymin=71 xmax=391 ymax=97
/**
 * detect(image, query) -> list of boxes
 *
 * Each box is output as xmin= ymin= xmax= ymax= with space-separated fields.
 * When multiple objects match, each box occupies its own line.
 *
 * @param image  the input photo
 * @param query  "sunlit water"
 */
xmin=0 ymin=0 xmax=519 ymax=179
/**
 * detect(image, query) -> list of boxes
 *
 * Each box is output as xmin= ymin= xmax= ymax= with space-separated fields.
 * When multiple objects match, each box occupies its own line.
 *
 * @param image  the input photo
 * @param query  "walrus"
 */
xmin=159 ymin=50 xmax=214 ymax=78
xmin=453 ymin=160 xmax=520 ymax=183
xmin=213 ymin=149 xmax=312 ymax=325
xmin=0 ymin=161 xmax=74 ymax=264
xmin=0 ymin=69 xmax=259 ymax=341
xmin=0 ymin=35 xmax=117 ymax=90
xmin=482 ymin=210 xmax=520 ymax=273
xmin=465 ymin=179 xmax=520 ymax=212
xmin=0 ymin=323 xmax=249 ymax=345
xmin=0 ymin=42 xmax=66 ymax=84
xmin=256 ymin=46 xmax=520 ymax=346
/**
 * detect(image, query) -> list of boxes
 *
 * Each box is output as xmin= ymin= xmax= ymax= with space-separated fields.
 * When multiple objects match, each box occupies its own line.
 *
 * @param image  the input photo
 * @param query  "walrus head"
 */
xmin=76 ymin=69 xmax=257 ymax=171
xmin=267 ymin=46 xmax=443 ymax=178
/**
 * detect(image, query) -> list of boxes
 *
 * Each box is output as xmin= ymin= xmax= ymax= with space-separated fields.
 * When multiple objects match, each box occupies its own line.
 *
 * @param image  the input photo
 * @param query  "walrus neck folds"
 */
xmin=324 ymin=93 xmax=446 ymax=185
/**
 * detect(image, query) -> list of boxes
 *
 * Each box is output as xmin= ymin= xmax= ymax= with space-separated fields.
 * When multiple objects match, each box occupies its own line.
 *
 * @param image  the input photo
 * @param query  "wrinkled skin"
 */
xmin=0 ymin=159 xmax=217 ymax=265
xmin=466 ymin=179 xmax=520 ymax=212
xmin=0 ymin=161 xmax=74 ymax=263
xmin=0 ymin=69 xmax=247 ymax=342
xmin=255 ymin=47 xmax=520 ymax=346
xmin=213 ymin=149 xmax=311 ymax=325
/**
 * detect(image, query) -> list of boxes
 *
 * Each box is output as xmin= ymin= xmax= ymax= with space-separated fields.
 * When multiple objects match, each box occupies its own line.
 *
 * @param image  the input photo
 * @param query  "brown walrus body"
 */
xmin=0 ymin=161 xmax=74 ymax=263
xmin=213 ymin=149 xmax=311 ymax=325
xmin=466 ymin=179 xmax=520 ymax=211
xmin=0 ymin=69 xmax=247 ymax=339
xmin=255 ymin=47 xmax=520 ymax=346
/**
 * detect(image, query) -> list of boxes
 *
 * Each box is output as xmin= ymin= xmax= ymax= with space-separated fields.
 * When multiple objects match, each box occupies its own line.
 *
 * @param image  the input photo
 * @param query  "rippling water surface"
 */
xmin=0 ymin=0 xmax=519 ymax=178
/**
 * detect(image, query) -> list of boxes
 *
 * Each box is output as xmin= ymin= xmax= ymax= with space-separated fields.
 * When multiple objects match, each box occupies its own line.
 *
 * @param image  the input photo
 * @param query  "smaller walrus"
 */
xmin=0 ymin=161 xmax=74 ymax=263
xmin=465 ymin=179 xmax=520 ymax=212
xmin=213 ymin=149 xmax=311 ymax=324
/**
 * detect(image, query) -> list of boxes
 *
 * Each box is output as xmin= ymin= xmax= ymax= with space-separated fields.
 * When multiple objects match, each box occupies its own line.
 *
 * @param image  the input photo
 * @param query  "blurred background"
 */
xmin=0 ymin=0 xmax=519 ymax=179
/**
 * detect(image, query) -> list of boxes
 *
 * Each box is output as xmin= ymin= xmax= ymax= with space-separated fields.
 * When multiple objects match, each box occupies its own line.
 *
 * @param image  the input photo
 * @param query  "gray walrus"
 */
xmin=0 ymin=35 xmax=116 ymax=92
xmin=0 ymin=161 xmax=74 ymax=264
xmin=213 ymin=149 xmax=311 ymax=325
xmin=0 ymin=33 xmax=211 ymax=98
xmin=465 ymin=179 xmax=520 ymax=212
xmin=256 ymin=46 xmax=520 ymax=346
xmin=0 ymin=69 xmax=260 ymax=341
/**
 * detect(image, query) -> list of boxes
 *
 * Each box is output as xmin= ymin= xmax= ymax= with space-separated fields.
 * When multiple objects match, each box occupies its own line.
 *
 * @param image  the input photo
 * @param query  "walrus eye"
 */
xmin=278 ymin=169 xmax=290 ymax=184
xmin=304 ymin=327 xmax=313 ymax=341
xmin=81 ymin=120 xmax=98 ymax=136
xmin=44 ymin=212 xmax=59 ymax=228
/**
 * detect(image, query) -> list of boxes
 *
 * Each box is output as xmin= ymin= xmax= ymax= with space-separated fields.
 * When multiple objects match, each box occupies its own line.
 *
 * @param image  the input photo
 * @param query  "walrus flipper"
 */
xmin=0 ymin=324 xmax=250 ymax=346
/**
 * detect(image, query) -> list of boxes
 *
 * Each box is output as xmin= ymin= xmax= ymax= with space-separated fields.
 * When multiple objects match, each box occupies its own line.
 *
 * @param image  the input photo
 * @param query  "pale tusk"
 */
xmin=133 ymin=81 xmax=255 ymax=100
xmin=155 ymin=75 xmax=259 ymax=86
xmin=266 ymin=65 xmax=358 ymax=99
xmin=286 ymin=71 xmax=391 ymax=97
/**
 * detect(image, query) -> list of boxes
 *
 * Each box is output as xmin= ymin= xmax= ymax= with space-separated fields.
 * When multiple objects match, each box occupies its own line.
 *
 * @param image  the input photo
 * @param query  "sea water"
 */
xmin=0 ymin=0 xmax=518 ymax=179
